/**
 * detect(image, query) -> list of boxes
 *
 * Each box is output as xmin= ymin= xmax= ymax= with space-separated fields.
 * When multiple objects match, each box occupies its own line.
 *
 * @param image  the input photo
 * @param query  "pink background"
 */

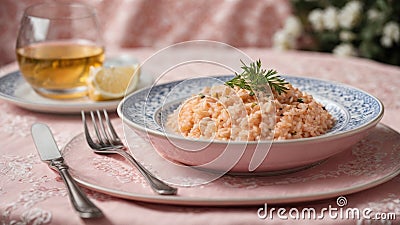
xmin=0 ymin=0 xmax=290 ymax=66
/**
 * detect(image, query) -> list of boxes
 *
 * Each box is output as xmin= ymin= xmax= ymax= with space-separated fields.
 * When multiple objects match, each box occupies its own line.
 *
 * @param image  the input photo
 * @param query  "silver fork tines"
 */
xmin=81 ymin=110 xmax=178 ymax=195
xmin=85 ymin=110 xmax=122 ymax=149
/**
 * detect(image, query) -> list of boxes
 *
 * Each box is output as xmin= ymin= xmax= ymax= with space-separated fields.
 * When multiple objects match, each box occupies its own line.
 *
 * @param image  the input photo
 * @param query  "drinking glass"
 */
xmin=16 ymin=2 xmax=105 ymax=99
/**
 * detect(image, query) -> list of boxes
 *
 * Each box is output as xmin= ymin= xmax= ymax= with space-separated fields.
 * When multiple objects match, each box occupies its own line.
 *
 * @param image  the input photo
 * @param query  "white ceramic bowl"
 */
xmin=117 ymin=75 xmax=383 ymax=173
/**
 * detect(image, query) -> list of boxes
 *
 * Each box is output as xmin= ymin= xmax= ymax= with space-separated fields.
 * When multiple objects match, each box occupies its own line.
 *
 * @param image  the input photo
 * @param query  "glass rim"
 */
xmin=23 ymin=2 xmax=97 ymax=20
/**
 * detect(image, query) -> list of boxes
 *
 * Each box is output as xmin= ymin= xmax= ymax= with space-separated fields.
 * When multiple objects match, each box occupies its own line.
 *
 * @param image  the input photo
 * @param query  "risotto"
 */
xmin=166 ymin=82 xmax=335 ymax=141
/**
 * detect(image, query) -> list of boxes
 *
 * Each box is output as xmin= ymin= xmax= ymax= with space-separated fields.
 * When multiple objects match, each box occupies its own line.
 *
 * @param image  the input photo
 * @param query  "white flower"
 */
xmin=381 ymin=21 xmax=400 ymax=47
xmin=284 ymin=16 xmax=303 ymax=37
xmin=367 ymin=9 xmax=381 ymax=21
xmin=322 ymin=7 xmax=339 ymax=31
xmin=333 ymin=43 xmax=357 ymax=57
xmin=338 ymin=1 xmax=363 ymax=29
xmin=272 ymin=16 xmax=302 ymax=50
xmin=273 ymin=30 xmax=296 ymax=50
xmin=339 ymin=31 xmax=356 ymax=42
xmin=380 ymin=36 xmax=392 ymax=48
xmin=308 ymin=9 xmax=324 ymax=31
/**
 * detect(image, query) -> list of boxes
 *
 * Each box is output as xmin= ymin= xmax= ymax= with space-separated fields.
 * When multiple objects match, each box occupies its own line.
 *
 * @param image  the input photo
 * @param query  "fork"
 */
xmin=81 ymin=110 xmax=177 ymax=195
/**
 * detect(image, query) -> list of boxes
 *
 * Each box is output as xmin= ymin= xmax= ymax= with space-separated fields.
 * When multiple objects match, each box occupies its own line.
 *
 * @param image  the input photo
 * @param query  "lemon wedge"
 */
xmin=87 ymin=65 xmax=140 ymax=101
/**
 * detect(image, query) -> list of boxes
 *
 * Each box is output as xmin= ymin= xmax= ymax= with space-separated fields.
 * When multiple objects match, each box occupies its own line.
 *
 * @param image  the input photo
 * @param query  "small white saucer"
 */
xmin=0 ymin=68 xmax=153 ymax=114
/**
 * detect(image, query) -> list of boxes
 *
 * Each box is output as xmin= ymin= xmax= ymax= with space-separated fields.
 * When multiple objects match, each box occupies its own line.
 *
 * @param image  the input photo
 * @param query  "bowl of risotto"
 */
xmin=118 ymin=75 xmax=383 ymax=173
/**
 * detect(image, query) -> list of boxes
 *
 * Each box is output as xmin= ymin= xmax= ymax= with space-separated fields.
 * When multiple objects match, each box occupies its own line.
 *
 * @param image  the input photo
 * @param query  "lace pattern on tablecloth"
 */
xmin=91 ymin=156 xmax=148 ymax=186
xmin=0 ymin=103 xmax=37 ymax=138
xmin=0 ymin=152 xmax=114 ymax=225
xmin=0 ymin=154 xmax=56 ymax=225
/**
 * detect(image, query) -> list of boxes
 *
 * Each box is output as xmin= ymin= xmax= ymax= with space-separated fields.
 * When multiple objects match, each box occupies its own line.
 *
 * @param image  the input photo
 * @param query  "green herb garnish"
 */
xmin=297 ymin=98 xmax=304 ymax=103
xmin=225 ymin=59 xmax=289 ymax=95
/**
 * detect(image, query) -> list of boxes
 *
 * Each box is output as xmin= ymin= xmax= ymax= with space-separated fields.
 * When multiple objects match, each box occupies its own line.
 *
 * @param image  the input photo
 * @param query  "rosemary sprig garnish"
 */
xmin=225 ymin=59 xmax=289 ymax=95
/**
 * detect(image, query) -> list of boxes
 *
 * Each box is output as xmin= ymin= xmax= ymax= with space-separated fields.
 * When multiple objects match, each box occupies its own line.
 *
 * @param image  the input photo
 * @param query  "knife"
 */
xmin=31 ymin=123 xmax=103 ymax=219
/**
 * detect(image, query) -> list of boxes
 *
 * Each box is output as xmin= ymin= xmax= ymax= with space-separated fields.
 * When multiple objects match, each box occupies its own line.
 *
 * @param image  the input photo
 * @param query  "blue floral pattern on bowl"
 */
xmin=119 ymin=75 xmax=383 ymax=141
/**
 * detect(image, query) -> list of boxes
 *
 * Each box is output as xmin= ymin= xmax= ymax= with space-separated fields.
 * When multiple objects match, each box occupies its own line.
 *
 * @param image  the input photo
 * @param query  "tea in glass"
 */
xmin=17 ymin=41 xmax=104 ymax=99
xmin=16 ymin=3 xmax=104 ymax=99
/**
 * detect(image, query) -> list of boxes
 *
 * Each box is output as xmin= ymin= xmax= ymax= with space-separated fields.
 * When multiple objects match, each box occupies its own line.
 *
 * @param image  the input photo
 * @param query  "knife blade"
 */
xmin=31 ymin=123 xmax=103 ymax=219
xmin=32 ymin=123 xmax=63 ymax=161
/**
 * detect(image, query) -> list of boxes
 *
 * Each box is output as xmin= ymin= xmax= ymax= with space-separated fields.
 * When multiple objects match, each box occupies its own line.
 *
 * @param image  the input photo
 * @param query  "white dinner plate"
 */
xmin=62 ymin=124 xmax=400 ymax=206
xmin=0 ymin=70 xmax=154 ymax=114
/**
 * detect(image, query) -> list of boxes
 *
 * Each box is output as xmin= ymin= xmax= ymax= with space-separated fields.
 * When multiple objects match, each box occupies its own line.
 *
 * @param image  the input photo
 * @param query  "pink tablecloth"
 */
xmin=0 ymin=48 xmax=399 ymax=225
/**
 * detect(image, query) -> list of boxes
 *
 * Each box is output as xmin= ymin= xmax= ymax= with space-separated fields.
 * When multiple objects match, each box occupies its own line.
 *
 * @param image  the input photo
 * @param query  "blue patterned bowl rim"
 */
xmin=117 ymin=75 xmax=384 ymax=144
